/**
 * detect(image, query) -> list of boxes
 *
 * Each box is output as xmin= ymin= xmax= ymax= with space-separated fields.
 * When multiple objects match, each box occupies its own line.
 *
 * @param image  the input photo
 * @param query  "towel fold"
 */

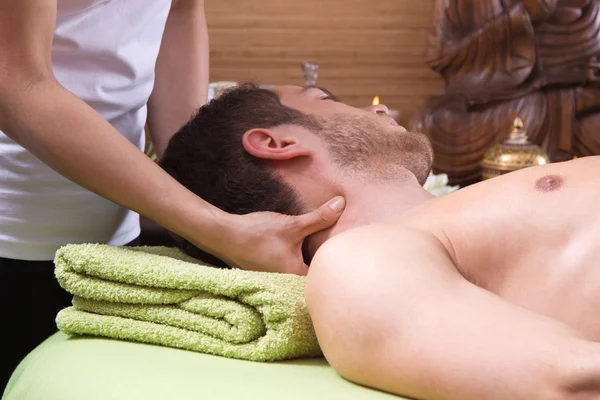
xmin=54 ymin=244 xmax=322 ymax=362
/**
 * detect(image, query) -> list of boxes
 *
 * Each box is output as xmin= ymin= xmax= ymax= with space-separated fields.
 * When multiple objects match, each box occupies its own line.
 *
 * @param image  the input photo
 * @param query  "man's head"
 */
xmin=160 ymin=82 xmax=434 ymax=265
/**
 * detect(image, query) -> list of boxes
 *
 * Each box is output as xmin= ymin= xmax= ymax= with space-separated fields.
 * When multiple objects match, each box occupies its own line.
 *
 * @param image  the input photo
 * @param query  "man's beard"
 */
xmin=318 ymin=114 xmax=434 ymax=184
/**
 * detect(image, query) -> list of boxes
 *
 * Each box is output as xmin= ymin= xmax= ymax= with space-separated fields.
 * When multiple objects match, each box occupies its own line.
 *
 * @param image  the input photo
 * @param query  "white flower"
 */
xmin=423 ymin=173 xmax=460 ymax=196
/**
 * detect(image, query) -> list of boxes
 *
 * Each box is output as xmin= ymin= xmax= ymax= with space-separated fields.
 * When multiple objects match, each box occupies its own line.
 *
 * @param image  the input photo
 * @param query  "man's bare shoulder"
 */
xmin=310 ymin=223 xmax=456 ymax=278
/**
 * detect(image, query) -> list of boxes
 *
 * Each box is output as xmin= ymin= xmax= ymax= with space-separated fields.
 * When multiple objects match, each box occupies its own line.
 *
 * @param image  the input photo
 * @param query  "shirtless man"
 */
xmin=160 ymin=83 xmax=600 ymax=400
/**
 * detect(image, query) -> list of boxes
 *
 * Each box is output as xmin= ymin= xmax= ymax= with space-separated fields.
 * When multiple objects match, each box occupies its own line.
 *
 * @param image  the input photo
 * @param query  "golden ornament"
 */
xmin=481 ymin=117 xmax=551 ymax=180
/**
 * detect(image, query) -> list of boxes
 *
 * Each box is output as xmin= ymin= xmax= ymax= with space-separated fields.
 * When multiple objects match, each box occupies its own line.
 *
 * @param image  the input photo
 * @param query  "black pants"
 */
xmin=0 ymin=238 xmax=140 ymax=393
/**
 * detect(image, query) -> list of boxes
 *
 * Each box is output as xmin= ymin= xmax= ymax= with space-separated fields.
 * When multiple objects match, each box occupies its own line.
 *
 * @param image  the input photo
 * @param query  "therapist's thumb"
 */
xmin=296 ymin=196 xmax=346 ymax=236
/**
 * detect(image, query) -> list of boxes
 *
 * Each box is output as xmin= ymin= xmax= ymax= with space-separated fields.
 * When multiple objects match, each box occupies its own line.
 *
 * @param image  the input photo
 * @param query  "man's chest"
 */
xmin=485 ymin=233 xmax=600 ymax=340
xmin=430 ymin=161 xmax=600 ymax=338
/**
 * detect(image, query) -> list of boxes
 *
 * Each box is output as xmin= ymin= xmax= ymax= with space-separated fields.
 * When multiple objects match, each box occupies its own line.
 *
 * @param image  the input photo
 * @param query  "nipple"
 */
xmin=535 ymin=174 xmax=564 ymax=192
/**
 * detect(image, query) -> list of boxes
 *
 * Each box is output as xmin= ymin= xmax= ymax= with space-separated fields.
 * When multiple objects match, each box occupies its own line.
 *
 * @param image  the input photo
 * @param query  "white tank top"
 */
xmin=0 ymin=0 xmax=172 ymax=260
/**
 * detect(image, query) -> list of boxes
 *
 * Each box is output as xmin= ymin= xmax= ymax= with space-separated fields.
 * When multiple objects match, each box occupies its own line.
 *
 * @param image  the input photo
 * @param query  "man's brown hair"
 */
xmin=159 ymin=83 xmax=321 ymax=266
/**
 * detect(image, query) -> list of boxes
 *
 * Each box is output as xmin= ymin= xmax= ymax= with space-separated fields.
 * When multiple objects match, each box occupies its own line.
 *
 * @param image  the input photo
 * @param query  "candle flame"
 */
xmin=372 ymin=96 xmax=380 ymax=106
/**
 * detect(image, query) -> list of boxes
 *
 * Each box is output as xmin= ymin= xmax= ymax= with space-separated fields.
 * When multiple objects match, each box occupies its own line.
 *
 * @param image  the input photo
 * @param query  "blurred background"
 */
xmin=205 ymin=0 xmax=443 ymax=128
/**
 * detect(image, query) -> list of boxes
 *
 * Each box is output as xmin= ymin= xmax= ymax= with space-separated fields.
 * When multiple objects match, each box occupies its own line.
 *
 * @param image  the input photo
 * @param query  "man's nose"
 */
xmin=363 ymin=104 xmax=389 ymax=116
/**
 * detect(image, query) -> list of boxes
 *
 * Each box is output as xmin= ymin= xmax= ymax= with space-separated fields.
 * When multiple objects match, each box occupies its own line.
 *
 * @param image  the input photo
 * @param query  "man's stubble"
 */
xmin=319 ymin=113 xmax=434 ymax=184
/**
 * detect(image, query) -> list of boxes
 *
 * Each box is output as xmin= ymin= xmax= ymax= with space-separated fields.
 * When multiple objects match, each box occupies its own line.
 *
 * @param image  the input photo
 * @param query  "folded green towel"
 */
xmin=54 ymin=244 xmax=322 ymax=362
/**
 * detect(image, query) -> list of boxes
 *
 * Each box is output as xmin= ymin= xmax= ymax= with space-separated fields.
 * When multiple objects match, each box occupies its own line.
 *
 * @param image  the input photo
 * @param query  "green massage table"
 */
xmin=3 ymin=332 xmax=401 ymax=400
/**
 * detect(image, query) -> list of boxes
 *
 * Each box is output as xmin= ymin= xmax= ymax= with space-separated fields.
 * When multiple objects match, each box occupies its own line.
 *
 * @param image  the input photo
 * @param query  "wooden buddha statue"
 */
xmin=410 ymin=0 xmax=600 ymax=186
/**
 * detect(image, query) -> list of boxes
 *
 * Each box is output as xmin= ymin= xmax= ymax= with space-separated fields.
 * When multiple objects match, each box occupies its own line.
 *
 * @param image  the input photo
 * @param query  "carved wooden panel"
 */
xmin=409 ymin=0 xmax=600 ymax=186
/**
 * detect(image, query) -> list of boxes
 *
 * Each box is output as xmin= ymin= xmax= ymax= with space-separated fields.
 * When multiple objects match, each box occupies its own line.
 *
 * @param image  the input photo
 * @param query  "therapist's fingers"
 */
xmin=294 ymin=196 xmax=346 ymax=237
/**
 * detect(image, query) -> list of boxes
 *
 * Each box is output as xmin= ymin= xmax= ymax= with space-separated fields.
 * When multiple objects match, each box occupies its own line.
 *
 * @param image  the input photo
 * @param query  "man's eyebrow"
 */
xmin=300 ymin=86 xmax=340 ymax=102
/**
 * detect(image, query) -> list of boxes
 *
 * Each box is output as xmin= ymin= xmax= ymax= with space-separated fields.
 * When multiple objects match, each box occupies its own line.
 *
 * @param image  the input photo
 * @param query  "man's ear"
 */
xmin=242 ymin=128 xmax=312 ymax=160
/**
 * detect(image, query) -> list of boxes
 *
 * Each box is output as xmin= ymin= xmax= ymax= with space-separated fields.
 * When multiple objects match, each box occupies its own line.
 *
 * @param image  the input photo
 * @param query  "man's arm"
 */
xmin=306 ymin=226 xmax=600 ymax=400
xmin=146 ymin=0 xmax=209 ymax=159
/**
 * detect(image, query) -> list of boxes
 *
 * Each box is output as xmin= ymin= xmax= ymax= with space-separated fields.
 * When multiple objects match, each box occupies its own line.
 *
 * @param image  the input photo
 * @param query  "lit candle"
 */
xmin=372 ymin=96 xmax=400 ymax=121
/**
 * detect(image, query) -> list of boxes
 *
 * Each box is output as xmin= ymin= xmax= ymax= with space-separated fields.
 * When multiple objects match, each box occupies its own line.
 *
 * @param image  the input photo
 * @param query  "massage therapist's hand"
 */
xmin=212 ymin=197 xmax=346 ymax=275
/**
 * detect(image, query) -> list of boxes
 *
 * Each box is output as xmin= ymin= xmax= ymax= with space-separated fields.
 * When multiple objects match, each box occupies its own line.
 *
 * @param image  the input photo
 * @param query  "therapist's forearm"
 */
xmin=1 ymin=77 xmax=228 ymax=248
xmin=147 ymin=0 xmax=209 ymax=159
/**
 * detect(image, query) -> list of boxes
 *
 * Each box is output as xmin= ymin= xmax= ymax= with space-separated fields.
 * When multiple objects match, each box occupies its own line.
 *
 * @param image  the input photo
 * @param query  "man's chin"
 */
xmin=385 ymin=117 xmax=409 ymax=132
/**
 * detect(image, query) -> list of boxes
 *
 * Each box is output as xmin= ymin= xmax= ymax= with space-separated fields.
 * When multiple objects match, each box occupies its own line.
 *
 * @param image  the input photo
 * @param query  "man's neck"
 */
xmin=306 ymin=174 xmax=434 ymax=257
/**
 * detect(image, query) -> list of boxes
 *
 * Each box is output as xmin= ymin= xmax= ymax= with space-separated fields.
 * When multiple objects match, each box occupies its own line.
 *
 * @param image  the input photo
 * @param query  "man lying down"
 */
xmin=159 ymin=82 xmax=600 ymax=400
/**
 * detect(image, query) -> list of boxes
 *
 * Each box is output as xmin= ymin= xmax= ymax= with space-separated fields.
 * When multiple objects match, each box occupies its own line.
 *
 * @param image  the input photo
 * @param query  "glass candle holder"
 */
xmin=301 ymin=61 xmax=319 ymax=87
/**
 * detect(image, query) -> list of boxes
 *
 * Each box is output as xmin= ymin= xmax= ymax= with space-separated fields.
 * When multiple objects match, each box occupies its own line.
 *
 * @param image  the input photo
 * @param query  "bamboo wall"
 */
xmin=205 ymin=0 xmax=444 ymax=126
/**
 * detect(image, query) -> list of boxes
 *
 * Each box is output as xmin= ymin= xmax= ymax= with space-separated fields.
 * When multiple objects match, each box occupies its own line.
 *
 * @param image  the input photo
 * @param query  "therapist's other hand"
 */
xmin=217 ymin=196 xmax=346 ymax=275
